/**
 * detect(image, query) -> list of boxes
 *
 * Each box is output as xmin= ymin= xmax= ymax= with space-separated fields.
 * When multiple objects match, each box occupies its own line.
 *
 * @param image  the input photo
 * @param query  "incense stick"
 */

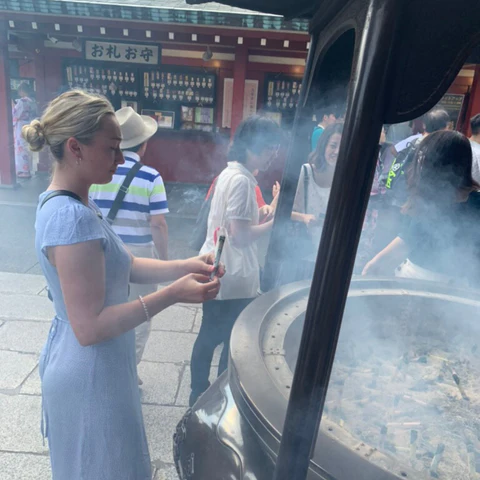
xmin=210 ymin=234 xmax=225 ymax=281
xmin=430 ymin=443 xmax=445 ymax=478
xmin=450 ymin=367 xmax=470 ymax=401
xmin=410 ymin=429 xmax=418 ymax=465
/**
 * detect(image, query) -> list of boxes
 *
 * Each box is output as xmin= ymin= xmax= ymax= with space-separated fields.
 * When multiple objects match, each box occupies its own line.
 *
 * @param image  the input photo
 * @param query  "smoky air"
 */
xmin=268 ymin=117 xmax=480 ymax=479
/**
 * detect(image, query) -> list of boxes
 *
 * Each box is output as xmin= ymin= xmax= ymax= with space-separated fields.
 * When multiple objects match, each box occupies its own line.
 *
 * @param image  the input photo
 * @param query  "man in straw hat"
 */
xmin=90 ymin=107 xmax=169 ymax=381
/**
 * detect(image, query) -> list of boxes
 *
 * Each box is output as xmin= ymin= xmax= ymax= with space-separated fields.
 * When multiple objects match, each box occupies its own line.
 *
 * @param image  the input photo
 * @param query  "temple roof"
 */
xmin=0 ymin=0 xmax=309 ymax=32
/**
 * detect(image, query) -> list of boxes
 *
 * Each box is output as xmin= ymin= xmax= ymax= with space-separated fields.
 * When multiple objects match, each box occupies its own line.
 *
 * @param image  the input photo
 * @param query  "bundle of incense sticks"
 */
xmin=379 ymin=425 xmax=387 ymax=449
xmin=210 ymin=235 xmax=226 ymax=281
xmin=410 ymin=429 xmax=418 ymax=464
xmin=430 ymin=443 xmax=445 ymax=478
xmin=450 ymin=367 xmax=470 ymax=401
xmin=387 ymin=421 xmax=421 ymax=427
xmin=467 ymin=443 xmax=476 ymax=476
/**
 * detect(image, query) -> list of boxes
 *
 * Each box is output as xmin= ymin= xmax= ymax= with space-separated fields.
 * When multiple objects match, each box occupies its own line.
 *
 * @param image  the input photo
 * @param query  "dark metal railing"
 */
xmin=272 ymin=0 xmax=402 ymax=478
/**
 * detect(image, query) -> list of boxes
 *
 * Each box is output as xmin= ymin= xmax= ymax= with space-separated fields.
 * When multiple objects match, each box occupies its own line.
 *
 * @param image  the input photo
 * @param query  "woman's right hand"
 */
xmin=168 ymin=273 xmax=221 ymax=304
xmin=303 ymin=214 xmax=317 ymax=227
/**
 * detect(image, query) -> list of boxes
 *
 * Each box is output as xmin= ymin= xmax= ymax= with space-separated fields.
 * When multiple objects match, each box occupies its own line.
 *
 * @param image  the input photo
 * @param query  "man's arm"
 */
xmin=149 ymin=173 xmax=169 ymax=260
xmin=151 ymin=214 xmax=168 ymax=260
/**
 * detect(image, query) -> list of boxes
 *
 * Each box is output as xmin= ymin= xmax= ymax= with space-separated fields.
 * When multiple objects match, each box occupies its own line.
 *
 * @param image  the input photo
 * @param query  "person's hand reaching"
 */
xmin=272 ymin=181 xmax=280 ymax=198
xmin=303 ymin=214 xmax=318 ymax=228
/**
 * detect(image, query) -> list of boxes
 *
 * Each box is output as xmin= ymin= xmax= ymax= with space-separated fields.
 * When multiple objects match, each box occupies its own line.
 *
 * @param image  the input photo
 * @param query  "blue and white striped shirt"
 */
xmin=90 ymin=152 xmax=169 ymax=245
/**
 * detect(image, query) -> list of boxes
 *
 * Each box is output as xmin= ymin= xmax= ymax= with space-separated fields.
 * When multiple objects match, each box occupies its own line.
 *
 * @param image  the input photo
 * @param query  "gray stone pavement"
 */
xmin=0 ymin=271 xmax=222 ymax=480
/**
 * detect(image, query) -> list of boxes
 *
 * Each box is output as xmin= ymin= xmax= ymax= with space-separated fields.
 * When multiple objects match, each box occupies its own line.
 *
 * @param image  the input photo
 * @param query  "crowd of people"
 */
xmin=291 ymin=106 xmax=480 ymax=287
xmin=363 ymin=129 xmax=480 ymax=285
xmin=19 ymin=86 xmax=480 ymax=478
xmin=24 ymin=91 xmax=285 ymax=478
xmin=361 ymin=109 xmax=480 ymax=286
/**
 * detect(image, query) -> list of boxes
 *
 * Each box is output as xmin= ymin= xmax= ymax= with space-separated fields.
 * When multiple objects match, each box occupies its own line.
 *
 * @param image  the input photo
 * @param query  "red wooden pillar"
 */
xmin=465 ymin=65 xmax=480 ymax=137
xmin=0 ymin=22 xmax=16 ymax=186
xmin=231 ymin=44 xmax=248 ymax=135
xmin=33 ymin=53 xmax=51 ymax=173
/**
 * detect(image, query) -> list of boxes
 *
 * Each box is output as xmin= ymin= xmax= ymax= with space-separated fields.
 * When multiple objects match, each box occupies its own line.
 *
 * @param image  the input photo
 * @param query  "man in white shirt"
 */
xmin=90 ymin=108 xmax=169 ymax=376
xmin=469 ymin=114 xmax=480 ymax=184
xmin=394 ymin=109 xmax=450 ymax=153
xmin=394 ymin=132 xmax=423 ymax=154
xmin=386 ymin=121 xmax=412 ymax=144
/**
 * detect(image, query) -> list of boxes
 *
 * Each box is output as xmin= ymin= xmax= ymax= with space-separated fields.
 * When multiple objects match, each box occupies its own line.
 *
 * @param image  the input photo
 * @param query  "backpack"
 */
xmin=189 ymin=178 xmax=218 ymax=252
xmin=382 ymin=138 xmax=421 ymax=207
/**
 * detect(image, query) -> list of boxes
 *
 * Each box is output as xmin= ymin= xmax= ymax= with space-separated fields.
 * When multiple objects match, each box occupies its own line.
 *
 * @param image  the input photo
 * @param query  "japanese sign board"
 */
xmin=243 ymin=79 xmax=259 ymax=120
xmin=85 ymin=41 xmax=160 ymax=66
xmin=436 ymin=93 xmax=465 ymax=130
xmin=222 ymin=78 xmax=234 ymax=128
xmin=222 ymin=78 xmax=258 ymax=128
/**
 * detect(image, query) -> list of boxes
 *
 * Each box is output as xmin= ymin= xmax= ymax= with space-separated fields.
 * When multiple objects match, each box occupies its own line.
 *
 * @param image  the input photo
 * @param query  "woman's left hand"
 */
xmin=183 ymin=254 xmax=226 ymax=279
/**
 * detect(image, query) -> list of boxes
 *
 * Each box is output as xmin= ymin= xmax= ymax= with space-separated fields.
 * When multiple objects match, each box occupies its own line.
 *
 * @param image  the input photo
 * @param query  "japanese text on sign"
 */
xmin=437 ymin=93 xmax=465 ymax=129
xmin=243 ymin=80 xmax=258 ymax=119
xmin=85 ymin=41 xmax=160 ymax=65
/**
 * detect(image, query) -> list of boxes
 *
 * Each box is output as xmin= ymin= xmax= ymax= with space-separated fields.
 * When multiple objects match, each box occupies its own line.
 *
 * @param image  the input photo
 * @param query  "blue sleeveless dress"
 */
xmin=35 ymin=192 xmax=151 ymax=480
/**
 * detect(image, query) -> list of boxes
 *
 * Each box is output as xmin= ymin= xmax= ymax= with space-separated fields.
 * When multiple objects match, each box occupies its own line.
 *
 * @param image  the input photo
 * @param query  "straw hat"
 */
xmin=115 ymin=107 xmax=158 ymax=150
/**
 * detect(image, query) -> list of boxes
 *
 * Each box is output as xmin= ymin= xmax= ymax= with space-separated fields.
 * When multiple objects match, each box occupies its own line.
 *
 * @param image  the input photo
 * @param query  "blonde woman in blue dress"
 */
xmin=23 ymin=90 xmax=223 ymax=479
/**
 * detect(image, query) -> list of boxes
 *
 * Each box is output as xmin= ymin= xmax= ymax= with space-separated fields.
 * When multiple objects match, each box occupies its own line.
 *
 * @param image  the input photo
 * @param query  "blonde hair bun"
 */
xmin=24 ymin=90 xmax=114 ymax=161
xmin=22 ymin=120 xmax=46 ymax=152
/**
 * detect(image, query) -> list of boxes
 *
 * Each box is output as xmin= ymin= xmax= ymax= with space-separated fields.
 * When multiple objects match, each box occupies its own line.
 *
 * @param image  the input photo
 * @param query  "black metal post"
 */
xmin=272 ymin=0 xmax=402 ymax=479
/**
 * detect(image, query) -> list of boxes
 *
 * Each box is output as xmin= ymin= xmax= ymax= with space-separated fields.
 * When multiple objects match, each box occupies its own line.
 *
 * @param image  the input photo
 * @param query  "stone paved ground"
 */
xmin=0 ymin=271 xmax=222 ymax=480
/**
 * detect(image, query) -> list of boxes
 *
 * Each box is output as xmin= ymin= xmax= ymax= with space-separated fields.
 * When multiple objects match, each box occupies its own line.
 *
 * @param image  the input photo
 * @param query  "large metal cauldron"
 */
xmin=174 ymin=278 xmax=480 ymax=479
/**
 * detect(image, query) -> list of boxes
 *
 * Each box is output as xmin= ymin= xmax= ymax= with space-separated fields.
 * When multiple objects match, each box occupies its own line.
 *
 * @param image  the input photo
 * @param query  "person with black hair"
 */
xmin=293 ymin=122 xmax=343 ymax=234
xmin=424 ymin=108 xmax=451 ymax=134
xmin=470 ymin=113 xmax=480 ymax=184
xmin=394 ymin=108 xmax=450 ymax=153
xmin=189 ymin=115 xmax=282 ymax=407
xmin=363 ymin=130 xmax=480 ymax=286
xmin=311 ymin=105 xmax=338 ymax=151
xmin=12 ymin=82 xmax=37 ymax=178
xmin=383 ymin=109 xmax=450 ymax=210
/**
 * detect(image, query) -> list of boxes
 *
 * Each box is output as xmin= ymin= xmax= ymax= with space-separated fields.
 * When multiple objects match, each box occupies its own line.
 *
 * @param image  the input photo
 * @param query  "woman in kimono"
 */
xmin=13 ymin=82 xmax=37 ymax=178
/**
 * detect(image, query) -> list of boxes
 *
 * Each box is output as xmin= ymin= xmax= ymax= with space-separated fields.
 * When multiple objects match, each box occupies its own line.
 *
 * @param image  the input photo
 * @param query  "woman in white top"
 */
xmin=190 ymin=115 xmax=282 ymax=406
xmin=292 ymin=122 xmax=343 ymax=240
